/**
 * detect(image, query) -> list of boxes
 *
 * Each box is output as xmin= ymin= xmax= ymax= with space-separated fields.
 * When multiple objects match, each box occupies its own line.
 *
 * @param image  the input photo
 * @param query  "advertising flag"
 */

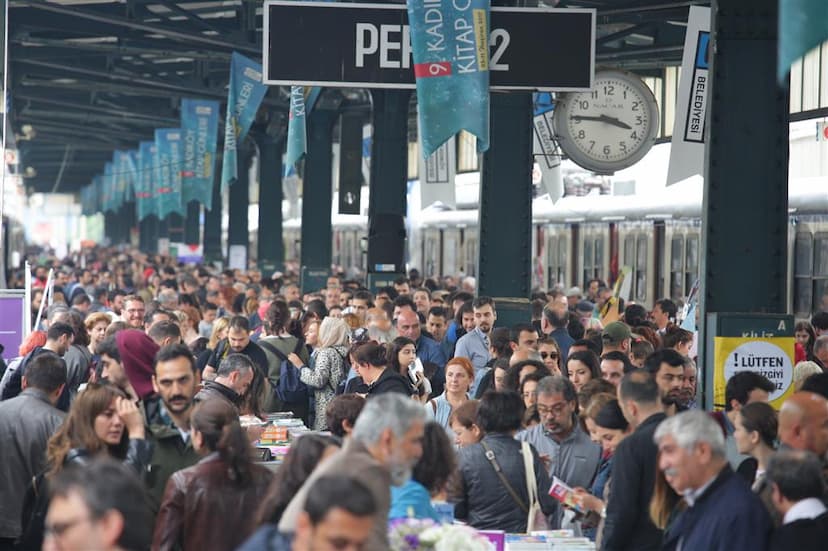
xmin=406 ymin=0 xmax=490 ymax=157
xmin=136 ymin=141 xmax=155 ymax=220
xmin=181 ymin=98 xmax=220 ymax=209
xmin=103 ymin=162 xmax=115 ymax=213
xmin=154 ymin=128 xmax=185 ymax=219
xmin=221 ymin=52 xmax=269 ymax=192
xmin=779 ymin=0 xmax=828 ymax=82
xmin=285 ymin=86 xmax=307 ymax=171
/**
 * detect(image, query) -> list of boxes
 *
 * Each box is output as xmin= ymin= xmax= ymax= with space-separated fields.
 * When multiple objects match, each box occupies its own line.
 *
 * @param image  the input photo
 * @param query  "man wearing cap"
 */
xmin=602 ymin=321 xmax=632 ymax=356
xmin=565 ymin=287 xmax=583 ymax=310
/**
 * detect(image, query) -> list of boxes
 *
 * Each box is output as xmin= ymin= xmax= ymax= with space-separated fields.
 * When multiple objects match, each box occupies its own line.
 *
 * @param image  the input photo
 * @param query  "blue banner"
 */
xmin=113 ymin=150 xmax=131 ymax=209
xmin=181 ymin=98 xmax=220 ymax=210
xmin=407 ymin=0 xmax=490 ymax=157
xmin=221 ymin=52 xmax=268 ymax=192
xmin=103 ymin=162 xmax=115 ymax=213
xmin=285 ymin=86 xmax=307 ymax=173
xmin=136 ymin=141 xmax=154 ymax=221
xmin=779 ymin=0 xmax=828 ymax=82
xmin=154 ymin=128 xmax=185 ymax=219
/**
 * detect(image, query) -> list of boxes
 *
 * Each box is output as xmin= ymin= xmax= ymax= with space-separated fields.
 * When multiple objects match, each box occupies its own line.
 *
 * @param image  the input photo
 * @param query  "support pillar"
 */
xmin=140 ymin=215 xmax=159 ymax=254
xmin=477 ymin=92 xmax=533 ymax=326
xmin=122 ymin=201 xmax=137 ymax=247
xmin=256 ymin=134 xmax=285 ymax=275
xmin=184 ymin=201 xmax=200 ymax=246
xmin=366 ymin=89 xmax=410 ymax=293
xmin=104 ymin=211 xmax=116 ymax=246
xmin=228 ymin=147 xmax=253 ymax=270
xmin=300 ymin=109 xmax=337 ymax=293
xmin=203 ymin=171 xmax=223 ymax=265
xmin=701 ymin=0 xmax=790 ymax=410
xmin=168 ymin=213 xmax=185 ymax=244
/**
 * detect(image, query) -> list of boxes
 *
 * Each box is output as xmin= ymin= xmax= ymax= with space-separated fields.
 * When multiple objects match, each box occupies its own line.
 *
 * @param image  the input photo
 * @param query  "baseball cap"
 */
xmin=602 ymin=321 xmax=632 ymax=344
xmin=575 ymin=300 xmax=594 ymax=314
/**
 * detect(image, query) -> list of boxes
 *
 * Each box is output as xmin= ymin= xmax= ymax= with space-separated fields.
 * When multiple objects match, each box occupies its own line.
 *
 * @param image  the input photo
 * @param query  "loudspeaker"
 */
xmin=367 ymin=213 xmax=406 ymax=273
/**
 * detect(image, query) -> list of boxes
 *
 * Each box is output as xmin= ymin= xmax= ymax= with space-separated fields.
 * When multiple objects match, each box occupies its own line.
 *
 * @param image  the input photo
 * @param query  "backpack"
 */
xmin=258 ymin=339 xmax=309 ymax=405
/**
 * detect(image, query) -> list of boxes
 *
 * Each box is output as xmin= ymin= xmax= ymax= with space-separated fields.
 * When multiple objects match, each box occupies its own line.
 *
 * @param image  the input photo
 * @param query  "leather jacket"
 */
xmin=153 ymin=453 xmax=273 ymax=551
xmin=65 ymin=437 xmax=153 ymax=479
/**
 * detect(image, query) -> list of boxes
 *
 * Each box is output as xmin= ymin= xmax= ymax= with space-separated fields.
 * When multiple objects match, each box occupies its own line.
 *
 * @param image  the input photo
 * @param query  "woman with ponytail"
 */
xmin=152 ymin=399 xmax=273 ymax=551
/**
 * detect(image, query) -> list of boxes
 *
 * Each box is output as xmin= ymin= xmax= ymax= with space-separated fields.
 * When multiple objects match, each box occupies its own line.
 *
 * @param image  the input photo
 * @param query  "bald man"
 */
xmin=779 ymin=392 xmax=828 ymax=458
xmin=509 ymin=348 xmax=543 ymax=367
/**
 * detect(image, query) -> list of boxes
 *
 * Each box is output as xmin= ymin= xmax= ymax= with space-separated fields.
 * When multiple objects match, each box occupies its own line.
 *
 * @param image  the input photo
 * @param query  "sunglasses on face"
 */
xmin=540 ymin=352 xmax=559 ymax=360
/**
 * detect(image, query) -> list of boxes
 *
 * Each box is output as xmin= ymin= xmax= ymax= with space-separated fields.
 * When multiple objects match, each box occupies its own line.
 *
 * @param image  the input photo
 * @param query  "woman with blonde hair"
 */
xmin=793 ymin=360 xmax=822 ymax=390
xmin=196 ymin=316 xmax=231 ymax=373
xmin=288 ymin=317 xmax=350 ymax=430
xmin=84 ymin=312 xmax=111 ymax=355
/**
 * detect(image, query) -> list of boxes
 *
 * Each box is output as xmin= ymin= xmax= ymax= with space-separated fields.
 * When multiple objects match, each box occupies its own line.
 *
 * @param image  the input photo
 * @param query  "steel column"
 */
xmin=477 ymin=92 xmax=533 ymax=326
xmin=300 ymin=109 xmax=337 ymax=293
xmin=700 ymin=0 xmax=789 ymax=409
xmin=184 ymin=201 xmax=200 ymax=246
xmin=256 ymin=134 xmax=285 ymax=275
xmin=228 ymin=147 xmax=253 ymax=269
xmin=203 ymin=171 xmax=223 ymax=264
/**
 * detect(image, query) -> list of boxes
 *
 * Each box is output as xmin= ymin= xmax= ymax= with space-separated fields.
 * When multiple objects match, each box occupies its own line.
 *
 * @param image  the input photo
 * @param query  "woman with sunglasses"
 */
xmin=538 ymin=336 xmax=562 ymax=375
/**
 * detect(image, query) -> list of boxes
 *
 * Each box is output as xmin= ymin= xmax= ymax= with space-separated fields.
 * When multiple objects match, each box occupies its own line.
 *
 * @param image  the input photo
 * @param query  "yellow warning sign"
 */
xmin=713 ymin=337 xmax=796 ymax=411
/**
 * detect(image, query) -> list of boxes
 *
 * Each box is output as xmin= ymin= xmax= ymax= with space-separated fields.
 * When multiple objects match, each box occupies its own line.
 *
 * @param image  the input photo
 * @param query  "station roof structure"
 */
xmin=8 ymin=0 xmax=706 ymax=194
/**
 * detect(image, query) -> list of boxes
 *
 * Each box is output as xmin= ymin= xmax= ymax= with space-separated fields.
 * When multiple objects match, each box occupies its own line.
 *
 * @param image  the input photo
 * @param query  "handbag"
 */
xmin=521 ymin=441 xmax=550 ymax=532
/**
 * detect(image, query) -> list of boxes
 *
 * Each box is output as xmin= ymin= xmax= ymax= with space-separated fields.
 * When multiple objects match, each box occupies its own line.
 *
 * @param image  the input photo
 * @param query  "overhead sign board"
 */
xmin=263 ymin=1 xmax=595 ymax=91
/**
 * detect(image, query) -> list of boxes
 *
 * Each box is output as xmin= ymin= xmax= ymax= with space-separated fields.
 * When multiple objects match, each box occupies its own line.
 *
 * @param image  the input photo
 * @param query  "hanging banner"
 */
xmin=779 ymin=0 xmax=828 ymax=82
xmin=137 ymin=141 xmax=156 ymax=221
xmin=125 ymin=150 xmax=139 ymax=202
xmin=181 ymin=98 xmax=220 ymax=210
xmin=220 ymin=52 xmax=269 ymax=192
xmin=285 ymin=86 xmax=307 ymax=171
xmin=666 ymin=6 xmax=710 ymax=186
xmin=406 ymin=0 xmax=490 ymax=157
xmin=418 ymin=123 xmax=456 ymax=209
xmin=155 ymin=128 xmax=185 ymax=219
xmin=113 ymin=150 xmax=131 ymax=208
xmin=103 ymin=162 xmax=115 ymax=213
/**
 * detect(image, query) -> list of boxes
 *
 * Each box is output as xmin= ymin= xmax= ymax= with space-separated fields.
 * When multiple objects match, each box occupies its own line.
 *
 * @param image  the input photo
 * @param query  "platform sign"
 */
xmin=706 ymin=313 xmax=795 ymax=411
xmin=0 ymin=292 xmax=25 ymax=363
xmin=263 ymin=1 xmax=595 ymax=91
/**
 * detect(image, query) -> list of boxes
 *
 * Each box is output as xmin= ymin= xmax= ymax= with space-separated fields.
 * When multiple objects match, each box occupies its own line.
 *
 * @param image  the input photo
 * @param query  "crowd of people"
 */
xmin=0 ymin=251 xmax=827 ymax=551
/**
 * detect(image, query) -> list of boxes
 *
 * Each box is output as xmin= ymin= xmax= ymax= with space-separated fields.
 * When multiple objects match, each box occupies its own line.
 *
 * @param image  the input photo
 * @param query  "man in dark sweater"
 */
xmin=603 ymin=370 xmax=666 ymax=551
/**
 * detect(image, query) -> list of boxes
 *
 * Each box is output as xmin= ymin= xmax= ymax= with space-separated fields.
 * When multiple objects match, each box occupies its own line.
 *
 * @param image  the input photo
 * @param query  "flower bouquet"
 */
xmin=389 ymin=518 xmax=492 ymax=551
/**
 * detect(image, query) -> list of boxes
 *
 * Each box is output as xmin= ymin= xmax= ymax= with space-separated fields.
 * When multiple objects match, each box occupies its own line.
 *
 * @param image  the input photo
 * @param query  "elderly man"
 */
xmin=767 ymin=450 xmax=828 ymax=550
xmin=656 ymin=410 xmax=771 ymax=551
xmin=517 ymin=376 xmax=600 ymax=529
xmin=278 ymin=394 xmax=426 ymax=550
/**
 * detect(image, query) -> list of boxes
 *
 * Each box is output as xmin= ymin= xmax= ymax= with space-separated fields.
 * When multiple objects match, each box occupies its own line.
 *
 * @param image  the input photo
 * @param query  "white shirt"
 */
xmin=784 ymin=497 xmax=827 ymax=524
xmin=682 ymin=474 xmax=718 ymax=507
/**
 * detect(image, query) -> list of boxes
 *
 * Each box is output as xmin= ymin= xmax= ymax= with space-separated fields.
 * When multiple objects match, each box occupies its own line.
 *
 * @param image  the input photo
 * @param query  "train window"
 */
xmin=594 ymin=238 xmax=604 ymax=281
xmin=583 ymin=237 xmax=593 ymax=286
xmin=558 ymin=237 xmax=567 ymax=287
xmin=624 ymin=236 xmax=635 ymax=267
xmin=465 ymin=235 xmax=477 ymax=277
xmin=670 ymin=237 xmax=684 ymax=301
xmin=813 ymin=233 xmax=828 ymax=276
xmin=636 ymin=235 xmax=648 ymax=302
xmin=547 ymin=236 xmax=558 ymax=288
xmin=685 ymin=236 xmax=699 ymax=295
xmin=795 ymin=233 xmax=814 ymax=276
xmin=814 ymin=280 xmax=828 ymax=313
xmin=457 ymin=131 xmax=479 ymax=172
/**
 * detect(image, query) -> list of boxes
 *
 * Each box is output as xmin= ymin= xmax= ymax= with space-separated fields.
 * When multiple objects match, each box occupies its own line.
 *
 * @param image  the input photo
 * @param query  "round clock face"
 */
xmin=552 ymin=70 xmax=660 ymax=174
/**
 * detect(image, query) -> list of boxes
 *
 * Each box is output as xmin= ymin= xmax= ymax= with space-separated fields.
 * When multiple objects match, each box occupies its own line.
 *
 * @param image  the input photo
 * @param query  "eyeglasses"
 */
xmin=540 ymin=352 xmax=559 ymax=360
xmin=536 ymin=402 xmax=569 ymax=416
xmin=44 ymin=516 xmax=92 ymax=538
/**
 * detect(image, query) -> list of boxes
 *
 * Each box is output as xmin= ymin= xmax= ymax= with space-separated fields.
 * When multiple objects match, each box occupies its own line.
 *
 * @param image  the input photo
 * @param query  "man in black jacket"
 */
xmin=767 ymin=449 xmax=828 ymax=550
xmin=602 ymin=370 xmax=666 ymax=551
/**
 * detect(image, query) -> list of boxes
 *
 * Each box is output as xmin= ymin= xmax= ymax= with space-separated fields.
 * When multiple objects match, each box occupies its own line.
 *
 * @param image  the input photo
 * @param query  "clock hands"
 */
xmin=570 ymin=114 xmax=632 ymax=130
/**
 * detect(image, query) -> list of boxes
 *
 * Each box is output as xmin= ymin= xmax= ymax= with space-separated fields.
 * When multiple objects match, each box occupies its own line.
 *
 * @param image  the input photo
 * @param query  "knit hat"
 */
xmin=116 ymin=329 xmax=160 ymax=400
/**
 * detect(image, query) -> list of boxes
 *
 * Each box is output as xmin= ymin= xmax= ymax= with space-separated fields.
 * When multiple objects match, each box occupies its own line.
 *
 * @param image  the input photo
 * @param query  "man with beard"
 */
xmin=123 ymin=295 xmax=147 ymax=330
xmin=145 ymin=344 xmax=200 ymax=513
xmin=516 ymin=376 xmax=601 ymax=528
xmin=454 ymin=297 xmax=498 ymax=396
xmin=146 ymin=344 xmax=199 ymax=513
xmin=603 ymin=370 xmax=667 ymax=551
xmin=643 ymin=349 xmax=688 ymax=417
xmin=278 ymin=393 xmax=426 ymax=551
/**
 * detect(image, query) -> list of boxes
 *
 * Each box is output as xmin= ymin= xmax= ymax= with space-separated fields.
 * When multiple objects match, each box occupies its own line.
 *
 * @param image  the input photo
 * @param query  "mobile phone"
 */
xmin=407 ymin=358 xmax=424 ymax=384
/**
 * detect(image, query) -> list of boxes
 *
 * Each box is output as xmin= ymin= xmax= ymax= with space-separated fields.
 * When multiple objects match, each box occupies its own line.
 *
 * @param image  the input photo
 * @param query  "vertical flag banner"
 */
xmin=221 ymin=52 xmax=269 ymax=192
xmin=155 ymin=128 xmax=185 ymax=219
xmin=285 ymin=86 xmax=307 ymax=172
xmin=407 ymin=0 xmax=490 ymax=157
xmin=181 ymin=98 xmax=220 ymax=210
xmin=125 ymin=150 xmax=139 ymax=202
xmin=666 ymin=5 xmax=710 ymax=186
xmin=103 ymin=162 xmax=115 ymax=213
xmin=137 ymin=141 xmax=155 ymax=221
xmin=778 ymin=0 xmax=828 ymax=82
